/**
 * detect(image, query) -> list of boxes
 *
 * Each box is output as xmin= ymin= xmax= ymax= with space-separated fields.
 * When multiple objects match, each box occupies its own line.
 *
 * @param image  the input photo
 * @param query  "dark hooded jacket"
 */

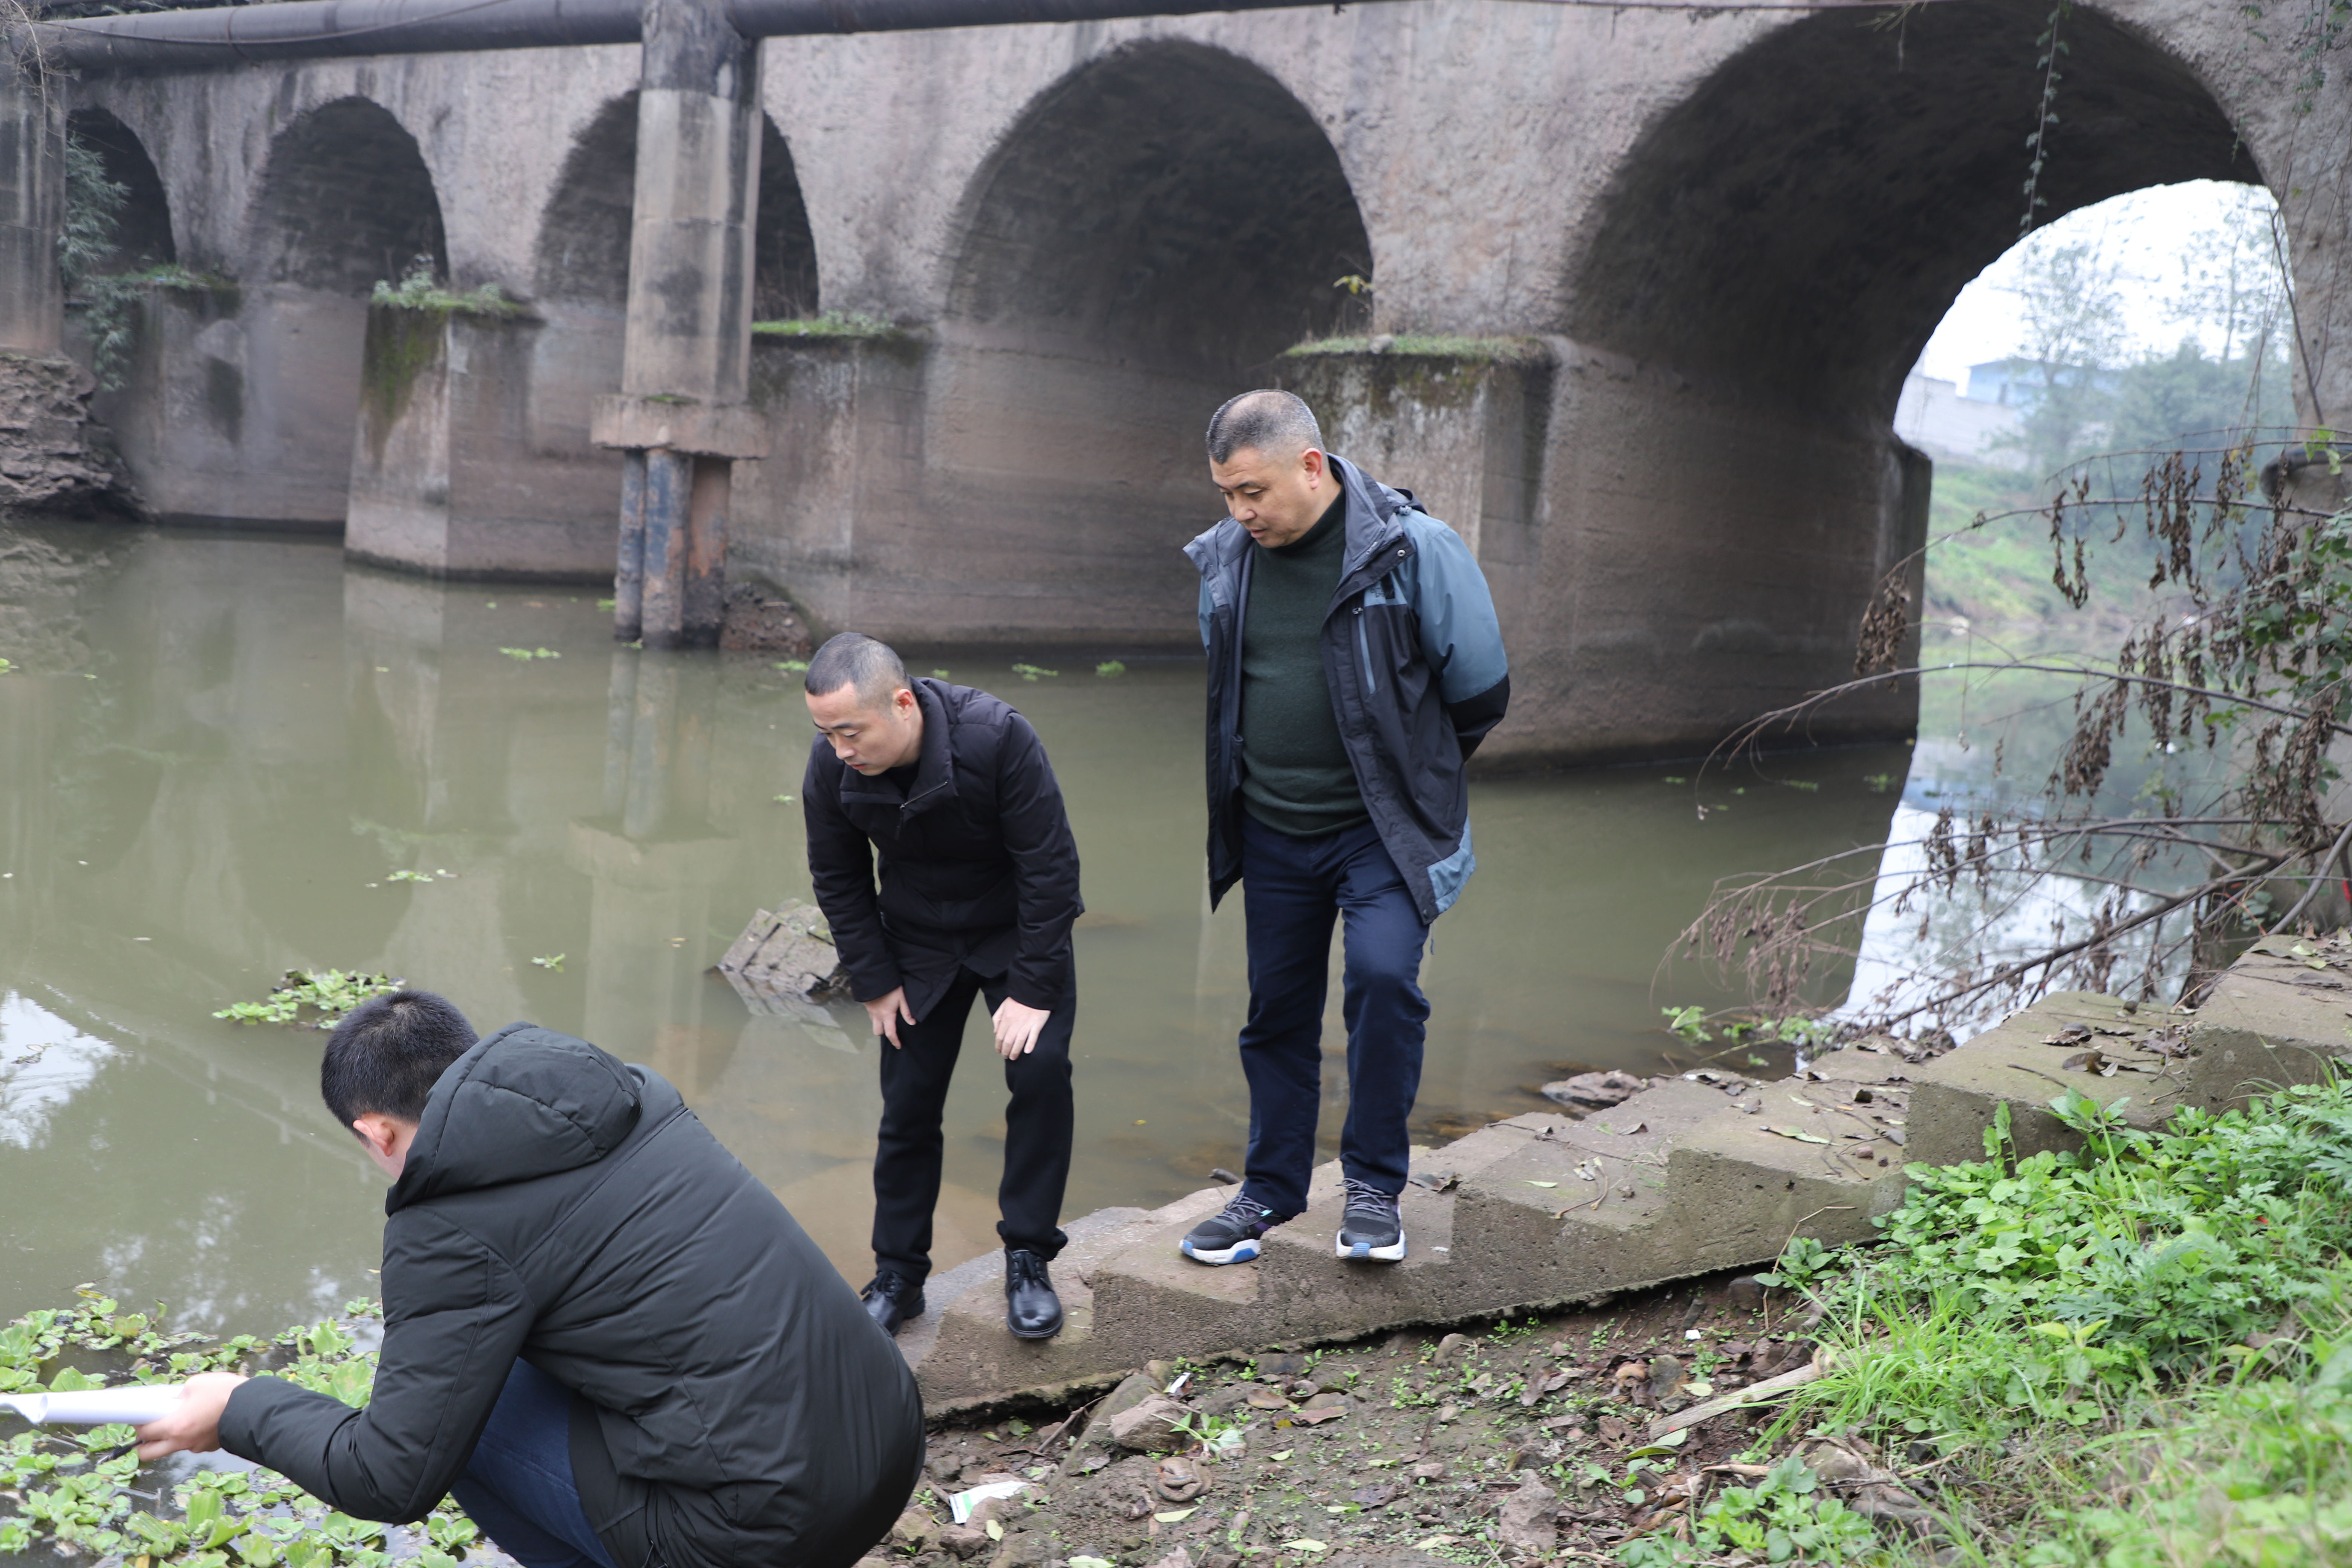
xmin=1185 ymin=453 xmax=1510 ymax=924
xmin=802 ymin=678 xmax=1082 ymax=1021
xmin=218 ymin=1025 xmax=923 ymax=1568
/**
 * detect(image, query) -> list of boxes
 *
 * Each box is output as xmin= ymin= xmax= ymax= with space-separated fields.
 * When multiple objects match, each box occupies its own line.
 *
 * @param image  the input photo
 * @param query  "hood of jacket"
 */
xmin=387 ymin=1024 xmax=643 ymax=1212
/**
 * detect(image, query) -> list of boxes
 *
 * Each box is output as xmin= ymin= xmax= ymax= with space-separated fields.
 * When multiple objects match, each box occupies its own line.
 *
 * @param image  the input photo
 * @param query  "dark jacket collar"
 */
xmin=1186 ymin=453 xmax=1413 ymax=589
xmin=836 ymin=677 xmax=958 ymax=820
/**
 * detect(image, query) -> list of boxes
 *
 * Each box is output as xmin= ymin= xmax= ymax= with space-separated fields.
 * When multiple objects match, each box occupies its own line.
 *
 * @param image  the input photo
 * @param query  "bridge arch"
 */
xmin=1519 ymin=0 xmax=2258 ymax=761
xmin=887 ymin=41 xmax=1369 ymax=641
xmin=948 ymin=39 xmax=1369 ymax=370
xmin=534 ymin=94 xmax=818 ymax=318
xmin=66 ymin=108 xmax=174 ymax=271
xmin=246 ymin=96 xmax=447 ymax=296
xmin=1565 ymin=0 xmax=2254 ymax=423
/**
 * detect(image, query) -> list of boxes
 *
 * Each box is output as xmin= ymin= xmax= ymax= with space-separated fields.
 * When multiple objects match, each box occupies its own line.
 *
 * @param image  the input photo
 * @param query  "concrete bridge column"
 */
xmin=591 ymin=0 xmax=767 ymax=649
xmin=0 ymin=50 xmax=64 ymax=355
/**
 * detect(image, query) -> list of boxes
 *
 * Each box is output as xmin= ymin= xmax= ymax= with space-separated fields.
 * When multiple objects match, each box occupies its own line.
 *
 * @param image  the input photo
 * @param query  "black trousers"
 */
xmin=872 ymin=966 xmax=1074 ymax=1285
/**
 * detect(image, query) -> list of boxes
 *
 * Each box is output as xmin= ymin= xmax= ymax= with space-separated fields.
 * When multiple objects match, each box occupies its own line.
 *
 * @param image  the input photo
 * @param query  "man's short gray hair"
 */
xmin=1205 ymin=389 xmax=1323 ymax=466
xmin=804 ymin=632 xmax=910 ymax=709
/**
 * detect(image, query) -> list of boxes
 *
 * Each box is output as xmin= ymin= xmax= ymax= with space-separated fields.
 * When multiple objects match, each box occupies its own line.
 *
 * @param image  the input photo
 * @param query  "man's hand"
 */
xmin=864 ymin=988 xmax=917 ymax=1048
xmin=135 ymin=1371 xmax=247 ymax=1461
xmin=992 ymin=997 xmax=1051 ymax=1060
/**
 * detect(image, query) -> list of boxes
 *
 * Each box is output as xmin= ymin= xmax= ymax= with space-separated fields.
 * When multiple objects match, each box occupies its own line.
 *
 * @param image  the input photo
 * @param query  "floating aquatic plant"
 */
xmin=213 ymin=971 xmax=400 ymax=1028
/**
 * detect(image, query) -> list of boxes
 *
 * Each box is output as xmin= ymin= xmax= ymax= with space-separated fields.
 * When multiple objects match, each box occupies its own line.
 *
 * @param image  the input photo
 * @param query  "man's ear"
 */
xmin=894 ymin=686 xmax=919 ymax=717
xmin=351 ymin=1113 xmax=401 ymax=1160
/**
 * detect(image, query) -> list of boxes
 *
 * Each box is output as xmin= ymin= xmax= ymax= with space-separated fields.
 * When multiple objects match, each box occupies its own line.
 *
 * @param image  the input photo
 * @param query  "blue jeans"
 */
xmin=1236 ymin=815 xmax=1430 ymax=1218
xmin=449 ymin=1361 xmax=620 ymax=1568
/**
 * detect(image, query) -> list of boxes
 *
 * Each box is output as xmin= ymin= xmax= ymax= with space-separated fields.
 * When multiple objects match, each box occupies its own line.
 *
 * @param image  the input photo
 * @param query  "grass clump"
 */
xmin=212 ymin=969 xmax=400 ymax=1028
xmin=1283 ymin=333 xmax=1543 ymax=362
xmin=752 ymin=311 xmax=908 ymax=341
xmin=1732 ymin=1080 xmax=2352 ymax=1565
xmin=371 ymin=258 xmax=525 ymax=320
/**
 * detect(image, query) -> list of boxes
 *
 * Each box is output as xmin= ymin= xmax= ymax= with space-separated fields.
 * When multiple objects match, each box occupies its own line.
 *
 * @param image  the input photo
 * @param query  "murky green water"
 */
xmin=0 ymin=522 xmax=1913 ymax=1332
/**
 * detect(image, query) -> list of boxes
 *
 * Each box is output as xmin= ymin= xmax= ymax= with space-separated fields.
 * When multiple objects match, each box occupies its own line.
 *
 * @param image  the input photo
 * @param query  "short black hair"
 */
xmin=804 ymin=632 xmax=910 ymax=709
xmin=320 ymin=989 xmax=478 ymax=1128
xmin=1205 ymin=388 xmax=1323 ymax=466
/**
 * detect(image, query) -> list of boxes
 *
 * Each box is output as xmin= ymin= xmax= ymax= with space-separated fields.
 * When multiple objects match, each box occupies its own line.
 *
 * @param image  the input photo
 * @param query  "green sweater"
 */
xmin=1239 ymin=498 xmax=1368 ymax=837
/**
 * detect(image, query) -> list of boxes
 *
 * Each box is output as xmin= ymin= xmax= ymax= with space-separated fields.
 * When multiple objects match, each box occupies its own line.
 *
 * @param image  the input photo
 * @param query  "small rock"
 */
xmin=1432 ymin=1333 xmax=1475 ymax=1366
xmin=1645 ymin=1355 xmax=1687 ymax=1401
xmin=1315 ymin=1372 xmax=1351 ymax=1393
xmin=1197 ymin=1384 xmax=1255 ymax=1418
xmin=1108 ymin=1395 xmax=1195 ymax=1453
xmin=1065 ymin=1372 xmax=1164 ymax=1470
xmin=1156 ymin=1455 xmax=1209 ymax=1502
xmin=937 ymin=1527 xmax=991 ymax=1560
xmin=1287 ymin=1377 xmax=1320 ymax=1399
xmin=1496 ymin=1478 xmax=1558 ymax=1555
xmin=1539 ymin=1069 xmax=1648 ymax=1109
xmin=1435 ymin=1401 xmax=1461 ymax=1424
xmin=1258 ymin=1352 xmax=1310 ymax=1378
xmin=990 ymin=1533 xmax=1052 ymax=1568
xmin=1411 ymin=1460 xmax=1447 ymax=1480
xmin=892 ymin=1512 xmax=943 ymax=1554
xmin=1244 ymin=1384 xmax=1292 ymax=1410
xmin=1143 ymin=1359 xmax=1178 ymax=1386
xmin=1147 ymin=1550 xmax=1193 ymax=1568
xmin=928 ymin=1452 xmax=965 ymax=1483
xmin=1725 ymin=1276 xmax=1773 ymax=1309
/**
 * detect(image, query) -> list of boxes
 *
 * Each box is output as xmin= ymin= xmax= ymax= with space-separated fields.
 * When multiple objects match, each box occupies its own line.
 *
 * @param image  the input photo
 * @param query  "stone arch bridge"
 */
xmin=10 ymin=0 xmax=2344 ymax=765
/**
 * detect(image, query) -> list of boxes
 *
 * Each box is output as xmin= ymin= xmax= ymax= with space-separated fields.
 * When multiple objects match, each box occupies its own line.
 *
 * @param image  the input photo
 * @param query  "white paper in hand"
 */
xmin=0 ymin=1385 xmax=188 ymax=1426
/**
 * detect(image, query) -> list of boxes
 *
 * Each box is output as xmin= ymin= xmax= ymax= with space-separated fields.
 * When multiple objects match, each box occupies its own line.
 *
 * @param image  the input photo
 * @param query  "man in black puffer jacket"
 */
xmin=134 ymin=990 xmax=923 ymax=1568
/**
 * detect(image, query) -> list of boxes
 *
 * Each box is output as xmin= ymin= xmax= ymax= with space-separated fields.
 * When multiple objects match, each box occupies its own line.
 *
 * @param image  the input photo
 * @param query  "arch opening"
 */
xmin=66 ymin=108 xmax=174 ymax=273
xmin=248 ymin=97 xmax=447 ymax=296
xmin=533 ymin=96 xmax=818 ymax=318
xmin=1525 ymin=1 xmax=2259 ymax=762
xmin=951 ymin=40 xmax=1369 ymax=372
xmin=1566 ymin=1 xmax=2253 ymax=424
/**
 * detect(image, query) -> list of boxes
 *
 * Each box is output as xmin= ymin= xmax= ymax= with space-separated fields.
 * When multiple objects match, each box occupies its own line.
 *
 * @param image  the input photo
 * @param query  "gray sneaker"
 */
xmin=1181 ymin=1193 xmax=1286 ymax=1265
xmin=1335 ymin=1178 xmax=1405 ymax=1262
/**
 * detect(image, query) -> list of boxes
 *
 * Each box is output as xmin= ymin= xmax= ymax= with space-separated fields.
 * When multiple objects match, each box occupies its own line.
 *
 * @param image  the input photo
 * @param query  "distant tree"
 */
xmin=1995 ymin=239 xmax=2128 ymax=478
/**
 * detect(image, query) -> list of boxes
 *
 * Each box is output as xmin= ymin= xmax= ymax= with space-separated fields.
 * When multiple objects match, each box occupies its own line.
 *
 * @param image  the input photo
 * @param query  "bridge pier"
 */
xmin=591 ymin=0 xmax=767 ymax=649
xmin=0 ymin=49 xmax=64 ymax=357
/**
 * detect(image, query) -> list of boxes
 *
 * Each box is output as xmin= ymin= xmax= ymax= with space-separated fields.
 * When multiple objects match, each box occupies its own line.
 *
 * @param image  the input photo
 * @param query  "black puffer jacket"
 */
xmin=803 ymin=678 xmax=1083 ymax=1020
xmin=219 ymin=1025 xmax=923 ymax=1568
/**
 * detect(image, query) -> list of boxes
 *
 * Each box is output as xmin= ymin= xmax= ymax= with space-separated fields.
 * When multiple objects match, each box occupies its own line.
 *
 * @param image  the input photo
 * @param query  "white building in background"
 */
xmin=1896 ymin=368 xmax=2027 ymax=470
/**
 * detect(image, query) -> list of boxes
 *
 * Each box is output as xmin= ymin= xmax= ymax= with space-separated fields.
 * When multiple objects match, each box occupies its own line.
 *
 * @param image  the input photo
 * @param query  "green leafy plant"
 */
xmin=1011 ymin=663 xmax=1058 ymax=681
xmin=530 ymin=954 xmax=565 ymax=972
xmin=1617 ymin=1456 xmax=1875 ymax=1566
xmin=1095 ymin=661 xmax=1127 ymax=677
xmin=371 ymin=257 xmax=525 ymax=319
xmin=499 ymin=647 xmax=560 ymax=660
xmin=213 ymin=970 xmax=400 ymax=1028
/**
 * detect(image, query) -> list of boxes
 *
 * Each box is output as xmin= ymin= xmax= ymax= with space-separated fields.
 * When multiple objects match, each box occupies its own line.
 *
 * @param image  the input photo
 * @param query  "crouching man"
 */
xmin=135 ymin=989 xmax=925 ymax=1568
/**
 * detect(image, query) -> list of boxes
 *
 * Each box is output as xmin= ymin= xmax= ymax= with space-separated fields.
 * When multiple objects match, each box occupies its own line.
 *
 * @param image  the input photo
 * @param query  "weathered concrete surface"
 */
xmin=0 ymin=66 xmax=64 ymax=357
xmin=54 ymin=0 xmax=2352 ymax=758
xmin=903 ymin=942 xmax=2352 ymax=1416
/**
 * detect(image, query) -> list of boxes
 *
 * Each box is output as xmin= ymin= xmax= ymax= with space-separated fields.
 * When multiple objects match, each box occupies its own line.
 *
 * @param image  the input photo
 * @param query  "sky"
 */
xmin=1913 ymin=179 xmax=2278 ymax=389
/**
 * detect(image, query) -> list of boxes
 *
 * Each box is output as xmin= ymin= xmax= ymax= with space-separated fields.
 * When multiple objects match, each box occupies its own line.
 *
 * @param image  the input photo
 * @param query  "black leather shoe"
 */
xmin=861 ymin=1271 xmax=925 ymax=1337
xmin=1004 ymin=1249 xmax=1063 ymax=1340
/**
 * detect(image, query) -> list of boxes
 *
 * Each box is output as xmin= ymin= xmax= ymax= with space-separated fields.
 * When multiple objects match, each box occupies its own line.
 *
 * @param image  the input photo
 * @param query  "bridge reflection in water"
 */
xmin=0 ymin=521 xmax=1908 ymax=1333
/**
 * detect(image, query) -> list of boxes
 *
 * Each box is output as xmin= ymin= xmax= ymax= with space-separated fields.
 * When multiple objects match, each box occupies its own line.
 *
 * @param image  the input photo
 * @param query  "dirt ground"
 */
xmin=888 ymin=1272 xmax=1824 ymax=1568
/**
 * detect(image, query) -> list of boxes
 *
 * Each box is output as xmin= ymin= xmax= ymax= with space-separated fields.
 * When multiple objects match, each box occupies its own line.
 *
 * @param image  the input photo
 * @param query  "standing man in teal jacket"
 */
xmin=1179 ymin=389 xmax=1509 ymax=1268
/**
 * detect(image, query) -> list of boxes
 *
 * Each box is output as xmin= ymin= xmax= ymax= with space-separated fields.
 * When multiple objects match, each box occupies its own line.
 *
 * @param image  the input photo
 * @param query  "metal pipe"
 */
xmin=24 ymin=0 xmax=1339 ymax=72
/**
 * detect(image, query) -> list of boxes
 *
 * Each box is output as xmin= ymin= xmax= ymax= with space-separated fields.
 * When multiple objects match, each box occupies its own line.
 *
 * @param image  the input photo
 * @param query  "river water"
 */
xmin=0 ymin=521 xmax=1916 ymax=1334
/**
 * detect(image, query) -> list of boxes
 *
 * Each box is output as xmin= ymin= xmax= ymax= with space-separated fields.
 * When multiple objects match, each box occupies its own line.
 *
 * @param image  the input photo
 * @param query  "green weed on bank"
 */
xmin=1723 ymin=1080 xmax=2352 ymax=1566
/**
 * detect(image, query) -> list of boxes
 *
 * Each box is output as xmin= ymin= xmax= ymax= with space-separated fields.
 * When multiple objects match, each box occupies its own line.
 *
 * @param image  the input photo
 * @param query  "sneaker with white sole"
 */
xmin=1335 ymin=1178 xmax=1406 ymax=1262
xmin=1181 ymin=1193 xmax=1286 ymax=1265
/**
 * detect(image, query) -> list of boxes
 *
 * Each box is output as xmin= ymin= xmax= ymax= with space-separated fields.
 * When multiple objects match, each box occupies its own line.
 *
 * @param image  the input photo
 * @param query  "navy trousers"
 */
xmin=1236 ymin=814 xmax=1430 ymax=1219
xmin=449 ymin=1360 xmax=618 ymax=1568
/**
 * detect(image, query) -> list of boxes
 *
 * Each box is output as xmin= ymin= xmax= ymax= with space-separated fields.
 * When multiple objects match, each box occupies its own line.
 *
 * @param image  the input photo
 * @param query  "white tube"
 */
xmin=0 ymin=1386 xmax=188 ymax=1426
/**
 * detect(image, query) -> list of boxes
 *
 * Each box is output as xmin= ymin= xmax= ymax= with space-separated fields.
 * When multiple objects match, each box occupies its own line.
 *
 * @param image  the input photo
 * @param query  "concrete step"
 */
xmin=898 ymin=939 xmax=2352 ymax=1412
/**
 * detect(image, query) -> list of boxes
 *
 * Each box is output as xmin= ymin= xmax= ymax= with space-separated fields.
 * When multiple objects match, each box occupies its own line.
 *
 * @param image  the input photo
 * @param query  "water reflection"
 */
xmin=0 ymin=520 xmax=1914 ymax=1331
